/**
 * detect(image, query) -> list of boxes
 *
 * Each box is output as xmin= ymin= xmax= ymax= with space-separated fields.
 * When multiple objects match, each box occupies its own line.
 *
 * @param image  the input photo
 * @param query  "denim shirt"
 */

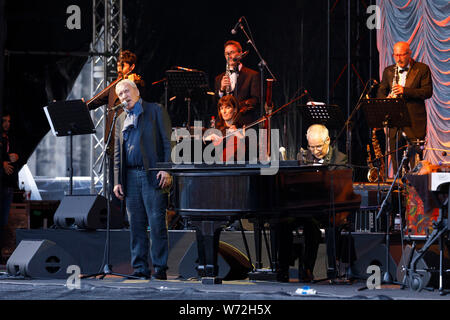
xmin=123 ymin=99 xmax=144 ymax=167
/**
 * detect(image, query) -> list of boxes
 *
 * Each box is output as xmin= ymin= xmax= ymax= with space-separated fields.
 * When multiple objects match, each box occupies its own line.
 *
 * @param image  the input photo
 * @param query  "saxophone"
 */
xmin=367 ymin=128 xmax=386 ymax=182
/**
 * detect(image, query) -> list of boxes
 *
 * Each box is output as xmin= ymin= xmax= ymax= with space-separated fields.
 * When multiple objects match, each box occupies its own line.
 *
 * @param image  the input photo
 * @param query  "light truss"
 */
xmin=90 ymin=0 xmax=122 ymax=194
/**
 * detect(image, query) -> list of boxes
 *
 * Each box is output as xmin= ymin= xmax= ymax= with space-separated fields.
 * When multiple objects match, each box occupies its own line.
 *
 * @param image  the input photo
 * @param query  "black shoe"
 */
xmin=151 ymin=269 xmax=167 ymax=280
xmin=127 ymin=271 xmax=150 ymax=280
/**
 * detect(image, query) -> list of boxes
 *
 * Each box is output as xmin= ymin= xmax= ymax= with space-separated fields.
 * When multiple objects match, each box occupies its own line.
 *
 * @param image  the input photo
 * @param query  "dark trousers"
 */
xmin=278 ymin=218 xmax=322 ymax=277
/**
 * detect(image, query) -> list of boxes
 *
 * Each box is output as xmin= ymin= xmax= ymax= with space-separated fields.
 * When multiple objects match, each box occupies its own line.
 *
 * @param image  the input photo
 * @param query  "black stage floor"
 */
xmin=0 ymin=267 xmax=449 ymax=301
xmin=1 ymin=229 xmax=449 ymax=314
xmin=0 ymin=263 xmax=449 ymax=319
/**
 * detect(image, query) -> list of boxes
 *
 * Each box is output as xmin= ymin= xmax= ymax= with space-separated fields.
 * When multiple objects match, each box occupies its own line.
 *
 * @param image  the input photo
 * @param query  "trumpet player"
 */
xmin=215 ymin=40 xmax=260 ymax=126
xmin=377 ymin=41 xmax=433 ymax=171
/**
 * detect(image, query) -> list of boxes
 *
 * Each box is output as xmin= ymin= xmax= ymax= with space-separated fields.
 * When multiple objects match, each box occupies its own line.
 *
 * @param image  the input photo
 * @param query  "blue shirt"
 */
xmin=123 ymin=99 xmax=144 ymax=167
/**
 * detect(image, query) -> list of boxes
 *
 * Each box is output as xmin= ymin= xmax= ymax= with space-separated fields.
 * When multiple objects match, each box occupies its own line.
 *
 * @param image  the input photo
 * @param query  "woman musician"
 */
xmin=204 ymin=95 xmax=246 ymax=162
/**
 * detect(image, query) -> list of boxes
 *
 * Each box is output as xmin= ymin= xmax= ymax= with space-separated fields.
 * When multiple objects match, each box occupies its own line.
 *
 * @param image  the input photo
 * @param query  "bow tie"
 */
xmin=399 ymin=67 xmax=409 ymax=74
xmin=229 ymin=69 xmax=238 ymax=74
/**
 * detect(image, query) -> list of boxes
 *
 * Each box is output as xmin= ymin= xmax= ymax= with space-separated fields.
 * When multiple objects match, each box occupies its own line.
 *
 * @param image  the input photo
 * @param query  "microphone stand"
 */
xmin=234 ymin=18 xmax=277 ymax=157
xmin=331 ymin=79 xmax=375 ymax=164
xmin=151 ymin=77 xmax=168 ymax=110
xmin=375 ymin=147 xmax=410 ymax=284
xmin=81 ymin=108 xmax=139 ymax=280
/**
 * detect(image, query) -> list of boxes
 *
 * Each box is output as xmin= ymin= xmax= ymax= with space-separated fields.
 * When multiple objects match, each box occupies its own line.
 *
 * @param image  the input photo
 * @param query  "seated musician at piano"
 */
xmin=299 ymin=124 xmax=348 ymax=169
xmin=204 ymin=95 xmax=246 ymax=162
xmin=281 ymin=124 xmax=349 ymax=282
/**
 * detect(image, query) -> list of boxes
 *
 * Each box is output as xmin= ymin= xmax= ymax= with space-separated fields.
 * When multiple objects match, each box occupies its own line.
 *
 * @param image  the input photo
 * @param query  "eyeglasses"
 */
xmin=393 ymin=52 xmax=409 ymax=58
xmin=308 ymin=144 xmax=325 ymax=151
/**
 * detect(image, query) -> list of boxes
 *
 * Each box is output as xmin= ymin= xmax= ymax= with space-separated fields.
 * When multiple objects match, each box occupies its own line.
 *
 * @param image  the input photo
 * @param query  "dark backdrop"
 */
xmin=1 ymin=0 xmax=379 ymax=181
xmin=2 ymin=0 xmax=92 ymax=170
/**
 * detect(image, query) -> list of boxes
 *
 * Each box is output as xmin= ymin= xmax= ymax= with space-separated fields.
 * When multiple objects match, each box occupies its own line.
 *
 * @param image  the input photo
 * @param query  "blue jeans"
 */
xmin=125 ymin=169 xmax=168 ymax=274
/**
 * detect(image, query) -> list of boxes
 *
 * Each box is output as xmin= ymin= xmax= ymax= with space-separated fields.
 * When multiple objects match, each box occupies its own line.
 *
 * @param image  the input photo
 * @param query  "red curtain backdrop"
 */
xmin=377 ymin=0 xmax=450 ymax=165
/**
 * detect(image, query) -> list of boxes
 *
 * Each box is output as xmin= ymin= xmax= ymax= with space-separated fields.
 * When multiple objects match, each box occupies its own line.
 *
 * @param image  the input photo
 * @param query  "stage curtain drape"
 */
xmin=377 ymin=0 xmax=450 ymax=165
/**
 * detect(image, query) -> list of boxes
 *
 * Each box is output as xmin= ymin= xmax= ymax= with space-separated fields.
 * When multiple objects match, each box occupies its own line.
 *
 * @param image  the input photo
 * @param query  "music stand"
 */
xmin=44 ymin=99 xmax=96 ymax=195
xmin=301 ymin=103 xmax=345 ymax=131
xmin=166 ymin=69 xmax=210 ymax=130
xmin=361 ymin=98 xmax=411 ymax=178
xmin=361 ymin=98 xmax=411 ymax=285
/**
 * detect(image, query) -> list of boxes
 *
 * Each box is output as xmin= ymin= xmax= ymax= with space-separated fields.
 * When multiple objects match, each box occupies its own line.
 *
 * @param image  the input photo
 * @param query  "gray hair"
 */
xmin=306 ymin=124 xmax=329 ymax=143
xmin=115 ymin=79 xmax=138 ymax=94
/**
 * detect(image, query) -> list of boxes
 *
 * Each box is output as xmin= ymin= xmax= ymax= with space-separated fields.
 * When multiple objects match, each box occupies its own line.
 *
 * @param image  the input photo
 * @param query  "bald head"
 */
xmin=393 ymin=41 xmax=412 ymax=68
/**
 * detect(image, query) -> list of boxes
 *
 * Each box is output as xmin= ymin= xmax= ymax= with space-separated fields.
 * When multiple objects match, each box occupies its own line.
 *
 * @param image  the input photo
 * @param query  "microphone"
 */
xmin=231 ymin=17 xmax=243 ymax=35
xmin=304 ymin=89 xmax=311 ymax=99
xmin=304 ymin=89 xmax=316 ymax=105
xmin=109 ymin=101 xmax=127 ymax=112
xmin=365 ymin=79 xmax=379 ymax=97
xmin=233 ymin=50 xmax=249 ymax=62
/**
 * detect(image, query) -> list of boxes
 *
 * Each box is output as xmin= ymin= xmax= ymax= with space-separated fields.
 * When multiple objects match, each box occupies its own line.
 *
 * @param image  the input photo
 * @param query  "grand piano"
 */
xmin=156 ymin=160 xmax=362 ymax=284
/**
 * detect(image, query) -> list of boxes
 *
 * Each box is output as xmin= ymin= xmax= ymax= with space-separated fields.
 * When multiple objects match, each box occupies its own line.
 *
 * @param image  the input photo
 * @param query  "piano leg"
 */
xmin=248 ymin=218 xmax=279 ymax=281
xmin=251 ymin=218 xmax=263 ymax=269
xmin=190 ymin=219 xmax=227 ymax=284
xmin=325 ymin=227 xmax=338 ymax=280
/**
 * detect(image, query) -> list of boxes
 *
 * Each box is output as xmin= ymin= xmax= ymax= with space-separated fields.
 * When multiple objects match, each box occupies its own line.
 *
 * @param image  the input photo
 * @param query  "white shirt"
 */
xmin=219 ymin=63 xmax=242 ymax=97
xmin=398 ymin=64 xmax=410 ymax=87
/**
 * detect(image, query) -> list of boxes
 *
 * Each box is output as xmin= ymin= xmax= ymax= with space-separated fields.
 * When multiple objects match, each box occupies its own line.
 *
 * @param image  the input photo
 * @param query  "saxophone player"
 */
xmin=377 ymin=41 xmax=433 ymax=171
xmin=215 ymin=40 xmax=260 ymax=126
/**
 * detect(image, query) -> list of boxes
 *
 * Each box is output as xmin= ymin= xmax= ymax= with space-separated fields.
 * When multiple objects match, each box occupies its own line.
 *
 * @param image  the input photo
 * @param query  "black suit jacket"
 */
xmin=114 ymin=101 xmax=172 ymax=193
xmin=301 ymin=146 xmax=348 ymax=170
xmin=214 ymin=65 xmax=261 ymax=125
xmin=376 ymin=59 xmax=433 ymax=140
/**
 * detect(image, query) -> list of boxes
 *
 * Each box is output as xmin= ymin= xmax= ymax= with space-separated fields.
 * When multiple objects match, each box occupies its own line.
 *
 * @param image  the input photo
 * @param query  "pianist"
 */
xmin=281 ymin=124 xmax=349 ymax=282
xmin=299 ymin=124 xmax=348 ymax=169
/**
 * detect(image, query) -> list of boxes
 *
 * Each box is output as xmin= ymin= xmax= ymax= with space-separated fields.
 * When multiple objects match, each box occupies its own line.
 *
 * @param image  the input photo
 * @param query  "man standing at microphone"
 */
xmin=113 ymin=79 xmax=172 ymax=280
xmin=377 ymin=41 xmax=433 ymax=170
xmin=215 ymin=40 xmax=261 ymax=126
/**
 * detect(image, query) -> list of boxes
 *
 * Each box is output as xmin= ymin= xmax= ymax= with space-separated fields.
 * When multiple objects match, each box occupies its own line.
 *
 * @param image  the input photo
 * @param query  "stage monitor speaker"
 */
xmin=351 ymin=243 xmax=398 ymax=280
xmin=6 ymin=240 xmax=78 ymax=279
xmin=53 ymin=195 xmax=123 ymax=229
xmin=396 ymin=244 xmax=450 ymax=290
xmin=179 ymin=241 xmax=252 ymax=280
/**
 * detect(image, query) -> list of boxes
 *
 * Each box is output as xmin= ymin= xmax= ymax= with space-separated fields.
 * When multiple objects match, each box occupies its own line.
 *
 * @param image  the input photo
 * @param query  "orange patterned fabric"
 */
xmin=405 ymin=184 xmax=439 ymax=236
